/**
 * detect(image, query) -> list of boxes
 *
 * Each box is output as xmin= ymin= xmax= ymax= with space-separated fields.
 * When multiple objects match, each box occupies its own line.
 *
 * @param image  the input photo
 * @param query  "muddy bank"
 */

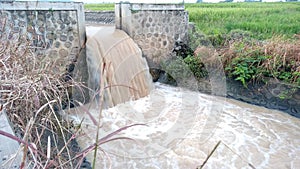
xmin=225 ymin=78 xmax=300 ymax=118
xmin=155 ymin=72 xmax=300 ymax=118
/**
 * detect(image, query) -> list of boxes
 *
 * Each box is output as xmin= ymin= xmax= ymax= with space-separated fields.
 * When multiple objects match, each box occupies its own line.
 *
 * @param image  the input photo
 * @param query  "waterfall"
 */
xmin=85 ymin=26 xmax=154 ymax=109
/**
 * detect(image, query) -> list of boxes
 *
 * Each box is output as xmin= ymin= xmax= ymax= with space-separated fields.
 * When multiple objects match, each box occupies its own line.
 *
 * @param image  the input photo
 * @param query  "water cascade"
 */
xmin=85 ymin=26 xmax=154 ymax=108
xmin=62 ymin=26 xmax=300 ymax=168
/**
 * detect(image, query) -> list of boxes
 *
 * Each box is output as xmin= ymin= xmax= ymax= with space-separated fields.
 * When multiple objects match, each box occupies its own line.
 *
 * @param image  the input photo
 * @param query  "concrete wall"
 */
xmin=0 ymin=1 xmax=86 ymax=74
xmin=115 ymin=3 xmax=189 ymax=68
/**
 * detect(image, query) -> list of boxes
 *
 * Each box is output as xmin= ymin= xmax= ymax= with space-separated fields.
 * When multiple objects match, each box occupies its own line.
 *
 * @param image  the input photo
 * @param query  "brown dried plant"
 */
xmin=220 ymin=36 xmax=300 ymax=85
xmin=0 ymin=17 xmax=84 ymax=168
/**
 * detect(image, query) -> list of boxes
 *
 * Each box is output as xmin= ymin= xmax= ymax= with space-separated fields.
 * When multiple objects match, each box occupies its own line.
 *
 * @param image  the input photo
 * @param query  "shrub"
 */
xmin=184 ymin=55 xmax=208 ymax=80
xmin=222 ymin=38 xmax=300 ymax=87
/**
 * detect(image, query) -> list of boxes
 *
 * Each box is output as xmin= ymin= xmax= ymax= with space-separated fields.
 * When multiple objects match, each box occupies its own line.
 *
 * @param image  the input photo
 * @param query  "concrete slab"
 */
xmin=0 ymin=110 xmax=22 ymax=169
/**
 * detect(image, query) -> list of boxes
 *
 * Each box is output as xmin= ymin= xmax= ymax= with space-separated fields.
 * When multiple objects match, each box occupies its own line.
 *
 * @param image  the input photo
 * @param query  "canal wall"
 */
xmin=0 ymin=1 xmax=86 ymax=75
xmin=115 ymin=3 xmax=189 ymax=69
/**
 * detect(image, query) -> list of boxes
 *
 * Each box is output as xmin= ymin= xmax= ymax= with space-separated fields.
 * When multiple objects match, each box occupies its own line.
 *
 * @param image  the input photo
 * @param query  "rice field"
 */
xmin=186 ymin=2 xmax=300 ymax=39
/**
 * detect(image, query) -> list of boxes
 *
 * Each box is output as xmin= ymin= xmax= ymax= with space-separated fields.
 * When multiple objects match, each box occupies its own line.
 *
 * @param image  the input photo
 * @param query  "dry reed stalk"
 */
xmin=0 ymin=15 xmax=85 ymax=168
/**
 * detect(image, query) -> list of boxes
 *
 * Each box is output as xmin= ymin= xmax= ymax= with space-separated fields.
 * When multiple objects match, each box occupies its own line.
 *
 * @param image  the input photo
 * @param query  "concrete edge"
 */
xmin=0 ymin=1 xmax=83 ymax=11
xmin=0 ymin=110 xmax=22 ymax=168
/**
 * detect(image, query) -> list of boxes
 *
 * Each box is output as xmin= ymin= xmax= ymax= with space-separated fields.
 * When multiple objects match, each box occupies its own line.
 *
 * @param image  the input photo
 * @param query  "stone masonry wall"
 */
xmin=115 ymin=3 xmax=189 ymax=69
xmin=0 ymin=1 xmax=85 ymax=75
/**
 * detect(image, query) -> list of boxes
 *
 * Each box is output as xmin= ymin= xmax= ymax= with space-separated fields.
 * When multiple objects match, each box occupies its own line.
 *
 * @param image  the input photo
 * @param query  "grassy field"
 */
xmin=187 ymin=2 xmax=300 ymax=39
xmin=84 ymin=2 xmax=300 ymax=40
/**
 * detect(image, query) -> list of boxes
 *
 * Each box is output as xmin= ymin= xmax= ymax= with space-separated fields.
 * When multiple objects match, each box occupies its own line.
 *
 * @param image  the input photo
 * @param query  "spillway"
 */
xmin=85 ymin=25 xmax=154 ymax=109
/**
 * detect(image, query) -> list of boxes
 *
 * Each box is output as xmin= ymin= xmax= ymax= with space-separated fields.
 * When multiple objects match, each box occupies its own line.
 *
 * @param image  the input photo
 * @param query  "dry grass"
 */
xmin=262 ymin=37 xmax=300 ymax=73
xmin=219 ymin=37 xmax=300 ymax=85
xmin=0 ymin=18 xmax=85 ymax=168
xmin=191 ymin=34 xmax=300 ymax=89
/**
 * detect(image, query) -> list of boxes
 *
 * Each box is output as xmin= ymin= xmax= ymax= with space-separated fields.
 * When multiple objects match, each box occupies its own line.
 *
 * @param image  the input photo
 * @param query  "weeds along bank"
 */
xmin=178 ymin=32 xmax=300 ymax=117
xmin=184 ymin=2 xmax=300 ymax=91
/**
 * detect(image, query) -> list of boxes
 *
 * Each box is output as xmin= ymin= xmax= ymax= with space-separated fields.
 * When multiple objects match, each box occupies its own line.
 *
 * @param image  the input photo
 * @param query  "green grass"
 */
xmin=186 ymin=2 xmax=300 ymax=39
xmin=84 ymin=3 xmax=114 ymax=11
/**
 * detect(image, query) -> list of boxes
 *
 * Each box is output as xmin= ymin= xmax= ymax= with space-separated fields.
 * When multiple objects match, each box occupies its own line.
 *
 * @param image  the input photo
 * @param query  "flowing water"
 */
xmin=85 ymin=25 xmax=154 ymax=108
xmin=62 ymin=26 xmax=300 ymax=168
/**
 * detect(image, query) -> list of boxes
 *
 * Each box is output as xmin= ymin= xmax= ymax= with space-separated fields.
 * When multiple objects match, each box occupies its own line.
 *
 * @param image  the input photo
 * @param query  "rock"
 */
xmin=157 ymin=72 xmax=177 ymax=86
xmin=60 ymin=35 xmax=68 ymax=42
xmin=277 ymin=102 xmax=289 ymax=111
xmin=149 ymin=68 xmax=161 ymax=82
xmin=293 ymin=93 xmax=300 ymax=100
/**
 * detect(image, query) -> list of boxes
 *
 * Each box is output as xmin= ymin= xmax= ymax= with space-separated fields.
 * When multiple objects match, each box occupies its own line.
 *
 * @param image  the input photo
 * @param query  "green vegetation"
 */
xmin=1 ymin=2 xmax=298 ymax=168
xmin=84 ymin=3 xmax=114 ymax=11
xmin=161 ymin=54 xmax=207 ymax=85
xmin=186 ymin=2 xmax=300 ymax=40
xmin=187 ymin=29 xmax=300 ymax=87
xmin=223 ymin=39 xmax=300 ymax=87
xmin=184 ymin=55 xmax=208 ymax=79
xmin=180 ymin=2 xmax=300 ymax=88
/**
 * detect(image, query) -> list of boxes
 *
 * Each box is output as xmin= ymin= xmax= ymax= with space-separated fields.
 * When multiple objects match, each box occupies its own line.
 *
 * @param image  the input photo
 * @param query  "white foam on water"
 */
xmin=64 ymin=82 xmax=300 ymax=168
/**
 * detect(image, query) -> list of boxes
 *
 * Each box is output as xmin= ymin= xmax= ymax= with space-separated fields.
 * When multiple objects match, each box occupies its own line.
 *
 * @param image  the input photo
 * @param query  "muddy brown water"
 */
xmin=61 ymin=26 xmax=300 ymax=169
